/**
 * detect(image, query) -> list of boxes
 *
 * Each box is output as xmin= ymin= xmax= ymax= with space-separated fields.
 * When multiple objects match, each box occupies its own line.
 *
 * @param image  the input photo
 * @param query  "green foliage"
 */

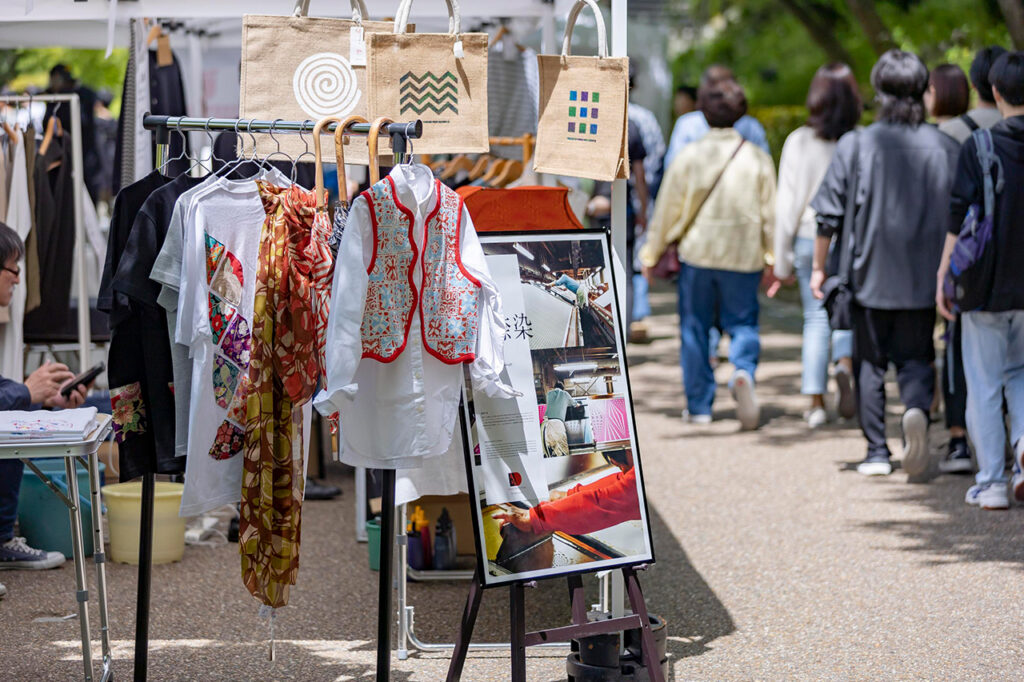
xmin=671 ymin=0 xmax=1013 ymax=109
xmin=751 ymin=104 xmax=876 ymax=165
xmin=1 ymin=48 xmax=128 ymax=115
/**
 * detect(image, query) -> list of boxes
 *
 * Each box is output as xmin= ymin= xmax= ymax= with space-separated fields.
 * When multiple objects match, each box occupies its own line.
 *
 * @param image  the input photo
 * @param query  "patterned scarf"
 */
xmin=239 ymin=181 xmax=334 ymax=608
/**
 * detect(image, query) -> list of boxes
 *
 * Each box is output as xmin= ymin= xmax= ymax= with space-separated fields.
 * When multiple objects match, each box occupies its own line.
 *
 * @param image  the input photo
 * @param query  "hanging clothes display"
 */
xmin=238 ymin=181 xmax=333 ymax=609
xmin=22 ymin=124 xmax=41 ymax=313
xmin=487 ymin=42 xmax=539 ymax=159
xmin=0 ymin=132 xmax=31 ymax=379
xmin=314 ymin=163 xmax=515 ymax=472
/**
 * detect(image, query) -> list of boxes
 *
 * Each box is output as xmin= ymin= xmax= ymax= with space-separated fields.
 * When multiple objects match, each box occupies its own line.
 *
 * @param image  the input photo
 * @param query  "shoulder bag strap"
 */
xmin=973 ymin=128 xmax=1003 ymax=221
xmin=960 ymin=113 xmax=980 ymax=132
xmin=686 ymin=138 xmax=745 ymax=228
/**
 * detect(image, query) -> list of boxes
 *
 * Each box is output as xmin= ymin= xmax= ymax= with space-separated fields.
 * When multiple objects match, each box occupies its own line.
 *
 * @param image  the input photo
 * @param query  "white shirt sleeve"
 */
xmin=458 ymin=206 xmax=519 ymax=399
xmin=773 ymin=130 xmax=802 ymax=279
xmin=174 ymin=195 xmax=201 ymax=348
xmin=313 ymin=196 xmax=372 ymax=416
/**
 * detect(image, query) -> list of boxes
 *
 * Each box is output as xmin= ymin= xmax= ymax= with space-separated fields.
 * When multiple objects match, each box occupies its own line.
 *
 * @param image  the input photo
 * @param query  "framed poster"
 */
xmin=460 ymin=230 xmax=655 ymax=587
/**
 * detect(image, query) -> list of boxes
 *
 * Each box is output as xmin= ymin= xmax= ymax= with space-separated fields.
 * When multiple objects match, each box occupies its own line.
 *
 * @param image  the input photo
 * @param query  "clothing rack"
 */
xmin=142 ymin=113 xmax=422 ymax=682
xmin=0 ymin=93 xmax=90 ymax=374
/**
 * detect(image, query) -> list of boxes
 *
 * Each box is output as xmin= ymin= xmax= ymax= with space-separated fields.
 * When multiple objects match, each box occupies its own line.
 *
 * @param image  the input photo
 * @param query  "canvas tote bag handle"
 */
xmin=393 ymin=0 xmax=459 ymax=35
xmin=561 ymin=0 xmax=608 ymax=59
xmin=292 ymin=0 xmax=370 ymax=22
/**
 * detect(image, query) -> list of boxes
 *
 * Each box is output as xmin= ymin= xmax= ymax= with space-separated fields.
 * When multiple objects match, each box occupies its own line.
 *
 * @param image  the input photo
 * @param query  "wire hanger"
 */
xmin=291 ymin=120 xmax=316 ymax=185
xmin=265 ymin=119 xmax=296 ymax=174
xmin=186 ymin=117 xmax=216 ymax=175
xmin=160 ymin=117 xmax=189 ymax=174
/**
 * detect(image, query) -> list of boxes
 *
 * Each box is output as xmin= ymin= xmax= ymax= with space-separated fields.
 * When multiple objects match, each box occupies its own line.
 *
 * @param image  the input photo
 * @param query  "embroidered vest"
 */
xmin=361 ymin=176 xmax=481 ymax=364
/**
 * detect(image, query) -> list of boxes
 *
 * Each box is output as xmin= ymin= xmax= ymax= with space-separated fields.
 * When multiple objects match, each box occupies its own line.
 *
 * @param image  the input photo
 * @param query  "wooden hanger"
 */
xmin=39 ymin=114 xmax=62 ymax=158
xmin=336 ymin=114 xmax=368 ymax=206
xmin=367 ymin=117 xmax=394 ymax=186
xmin=492 ymin=25 xmax=526 ymax=52
xmin=147 ymin=21 xmax=173 ymax=66
xmin=489 ymin=160 xmax=524 ymax=188
xmin=439 ymin=154 xmax=473 ymax=180
xmin=468 ymin=154 xmax=492 ymax=181
xmin=481 ymin=158 xmax=511 ymax=184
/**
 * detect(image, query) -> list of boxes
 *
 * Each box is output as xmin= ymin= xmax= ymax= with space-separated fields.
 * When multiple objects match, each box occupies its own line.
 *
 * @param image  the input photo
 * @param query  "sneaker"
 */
xmin=965 ymin=482 xmax=1009 ymax=510
xmin=1011 ymin=439 xmax=1024 ymax=502
xmin=731 ymin=370 xmax=760 ymax=431
xmin=834 ymin=364 xmax=856 ymax=420
xmin=628 ymin=321 xmax=650 ymax=344
xmin=0 ymin=537 xmax=65 ymax=570
xmin=305 ymin=477 xmax=342 ymax=501
xmin=857 ymin=455 xmax=892 ymax=476
xmin=938 ymin=437 xmax=973 ymax=475
xmin=0 ymin=581 xmax=6 ymax=599
xmin=805 ymin=407 xmax=827 ymax=429
xmin=682 ymin=410 xmax=712 ymax=425
xmin=900 ymin=408 xmax=930 ymax=477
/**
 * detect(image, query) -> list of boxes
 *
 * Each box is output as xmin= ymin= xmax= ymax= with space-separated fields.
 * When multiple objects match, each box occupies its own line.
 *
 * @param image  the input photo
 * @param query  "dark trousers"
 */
xmin=942 ymin=316 xmax=967 ymax=431
xmin=0 ymin=459 xmax=24 ymax=542
xmin=852 ymin=306 xmax=935 ymax=458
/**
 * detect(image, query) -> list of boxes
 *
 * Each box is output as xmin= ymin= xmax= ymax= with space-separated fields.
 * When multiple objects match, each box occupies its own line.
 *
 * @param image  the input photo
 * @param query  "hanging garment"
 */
xmin=239 ymin=182 xmax=333 ymax=609
xmin=487 ymin=43 xmax=539 ymax=159
xmin=0 ymin=135 xmax=31 ymax=379
xmin=314 ymin=164 xmax=515 ymax=471
xmin=23 ymin=124 xmax=40 ymax=314
xmin=23 ymin=134 xmax=74 ymax=340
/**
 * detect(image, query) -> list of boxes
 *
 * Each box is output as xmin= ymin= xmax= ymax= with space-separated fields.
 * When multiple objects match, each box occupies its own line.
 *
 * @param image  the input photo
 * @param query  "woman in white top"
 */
xmin=774 ymin=64 xmax=862 ymax=428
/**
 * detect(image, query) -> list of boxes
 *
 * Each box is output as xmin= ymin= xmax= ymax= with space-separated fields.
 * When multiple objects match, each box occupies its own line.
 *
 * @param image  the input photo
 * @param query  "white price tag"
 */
xmin=350 ymin=26 xmax=366 ymax=66
xmin=453 ymin=39 xmax=464 ymax=59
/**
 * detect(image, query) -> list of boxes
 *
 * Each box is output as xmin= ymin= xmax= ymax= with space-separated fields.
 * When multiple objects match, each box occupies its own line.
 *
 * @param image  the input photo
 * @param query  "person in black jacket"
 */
xmin=0 ymin=223 xmax=89 ymax=597
xmin=811 ymin=50 xmax=960 ymax=478
xmin=937 ymin=51 xmax=1024 ymax=510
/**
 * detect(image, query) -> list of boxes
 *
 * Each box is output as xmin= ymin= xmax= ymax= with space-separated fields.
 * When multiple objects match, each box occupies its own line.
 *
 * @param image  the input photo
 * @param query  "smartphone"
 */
xmin=60 ymin=362 xmax=105 ymax=399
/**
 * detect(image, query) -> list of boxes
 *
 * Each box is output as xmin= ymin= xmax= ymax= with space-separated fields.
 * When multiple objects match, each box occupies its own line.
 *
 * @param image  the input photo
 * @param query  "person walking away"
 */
xmin=926 ymin=63 xmax=975 ymax=473
xmin=939 ymin=47 xmax=1006 ymax=144
xmin=641 ymin=80 xmax=776 ymax=430
xmin=811 ymin=50 xmax=960 ymax=478
xmin=0 ymin=222 xmax=89 ymax=599
xmin=936 ymin=51 xmax=1024 ymax=509
xmin=774 ymin=63 xmax=861 ymax=429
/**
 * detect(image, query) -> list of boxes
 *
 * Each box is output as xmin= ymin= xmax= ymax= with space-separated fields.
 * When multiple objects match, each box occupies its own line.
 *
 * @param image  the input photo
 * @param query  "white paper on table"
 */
xmin=474 ymin=254 xmax=547 ymax=506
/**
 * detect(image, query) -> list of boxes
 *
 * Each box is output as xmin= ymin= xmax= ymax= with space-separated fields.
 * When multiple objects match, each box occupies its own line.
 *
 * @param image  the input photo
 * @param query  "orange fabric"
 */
xmin=528 ymin=468 xmax=641 ymax=535
xmin=456 ymin=186 xmax=583 ymax=233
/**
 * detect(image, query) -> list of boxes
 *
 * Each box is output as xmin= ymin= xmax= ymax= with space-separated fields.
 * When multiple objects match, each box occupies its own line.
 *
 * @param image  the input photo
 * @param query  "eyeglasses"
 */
xmin=2 ymin=266 xmax=20 ymax=278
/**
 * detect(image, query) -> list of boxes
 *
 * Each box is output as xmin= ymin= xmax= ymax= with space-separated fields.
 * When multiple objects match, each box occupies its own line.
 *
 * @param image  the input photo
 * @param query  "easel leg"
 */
xmin=445 ymin=567 xmax=484 ymax=682
xmin=510 ymin=582 xmax=527 ymax=682
xmin=623 ymin=567 xmax=663 ymax=682
xmin=376 ymin=469 xmax=396 ymax=682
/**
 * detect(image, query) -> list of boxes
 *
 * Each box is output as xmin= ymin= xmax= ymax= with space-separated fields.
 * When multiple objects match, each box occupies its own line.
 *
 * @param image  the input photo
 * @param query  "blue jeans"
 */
xmin=632 ymin=274 xmax=651 ymax=320
xmin=678 ymin=262 xmax=761 ymax=415
xmin=961 ymin=310 xmax=1024 ymax=485
xmin=794 ymin=237 xmax=852 ymax=395
xmin=0 ymin=459 xmax=23 ymax=542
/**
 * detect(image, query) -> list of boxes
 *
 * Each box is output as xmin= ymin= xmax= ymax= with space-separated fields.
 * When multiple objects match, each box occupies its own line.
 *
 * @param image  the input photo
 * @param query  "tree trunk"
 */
xmin=777 ymin=0 xmax=856 ymax=67
xmin=844 ymin=0 xmax=897 ymax=55
xmin=997 ymin=0 xmax=1024 ymax=49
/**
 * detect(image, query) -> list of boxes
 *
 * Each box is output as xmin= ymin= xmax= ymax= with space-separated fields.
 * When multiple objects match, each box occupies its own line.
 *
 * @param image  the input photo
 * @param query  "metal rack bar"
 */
xmin=141 ymin=114 xmax=421 ymax=682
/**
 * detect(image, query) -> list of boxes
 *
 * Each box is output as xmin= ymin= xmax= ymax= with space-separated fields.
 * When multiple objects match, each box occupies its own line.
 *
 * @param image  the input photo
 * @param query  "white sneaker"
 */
xmin=966 ymin=482 xmax=1009 ymax=509
xmin=731 ymin=370 xmax=760 ymax=431
xmin=900 ymin=408 xmax=930 ymax=477
xmin=805 ymin=407 xmax=827 ymax=429
xmin=682 ymin=410 xmax=712 ymax=425
xmin=834 ymin=364 xmax=856 ymax=419
xmin=857 ymin=458 xmax=893 ymax=476
xmin=0 ymin=581 xmax=6 ymax=599
xmin=1011 ymin=439 xmax=1024 ymax=503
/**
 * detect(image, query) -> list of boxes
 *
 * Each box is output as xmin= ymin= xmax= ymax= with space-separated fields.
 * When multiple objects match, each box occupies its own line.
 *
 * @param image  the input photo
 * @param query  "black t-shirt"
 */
xmin=98 ymin=170 xmax=170 ymax=321
xmin=108 ymin=174 xmax=204 ymax=479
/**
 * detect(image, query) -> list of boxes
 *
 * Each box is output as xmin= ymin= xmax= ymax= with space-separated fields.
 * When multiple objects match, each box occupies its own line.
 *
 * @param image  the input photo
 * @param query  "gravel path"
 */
xmin=1 ymin=287 xmax=1022 ymax=680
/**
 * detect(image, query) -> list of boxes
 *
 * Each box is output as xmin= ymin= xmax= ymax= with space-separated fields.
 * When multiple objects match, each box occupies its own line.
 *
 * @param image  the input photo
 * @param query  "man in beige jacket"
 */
xmin=641 ymin=80 xmax=776 ymax=429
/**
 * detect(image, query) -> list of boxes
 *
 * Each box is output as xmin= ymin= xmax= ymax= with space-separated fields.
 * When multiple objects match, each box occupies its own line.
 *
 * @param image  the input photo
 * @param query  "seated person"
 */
xmin=546 ymin=272 xmax=582 ymax=295
xmin=0 ymin=223 xmax=89 ymax=599
xmin=494 ymin=450 xmax=641 ymax=536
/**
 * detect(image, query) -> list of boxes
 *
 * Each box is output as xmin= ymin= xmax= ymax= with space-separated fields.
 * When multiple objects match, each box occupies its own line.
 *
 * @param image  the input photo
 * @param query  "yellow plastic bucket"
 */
xmin=101 ymin=482 xmax=186 ymax=565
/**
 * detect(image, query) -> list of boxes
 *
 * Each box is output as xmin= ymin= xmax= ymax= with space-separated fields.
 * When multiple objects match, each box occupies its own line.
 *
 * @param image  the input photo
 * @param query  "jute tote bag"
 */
xmin=534 ymin=0 xmax=630 ymax=181
xmin=365 ymin=0 xmax=489 ymax=154
xmin=240 ymin=0 xmax=397 ymax=164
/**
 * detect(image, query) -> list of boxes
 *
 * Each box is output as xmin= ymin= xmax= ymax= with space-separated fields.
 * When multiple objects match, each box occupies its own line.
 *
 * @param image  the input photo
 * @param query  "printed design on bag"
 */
xmin=208 ymin=293 xmax=237 ymax=345
xmin=219 ymin=316 xmax=251 ymax=366
xmin=567 ymin=91 xmax=600 ymax=139
xmin=209 ymin=420 xmax=244 ymax=461
xmin=399 ymin=71 xmax=458 ymax=116
xmin=210 ymin=250 xmax=245 ymax=306
xmin=292 ymin=52 xmax=361 ymax=119
xmin=212 ymin=355 xmax=241 ymax=409
xmin=110 ymin=382 xmax=147 ymax=442
xmin=205 ymin=233 xmax=226 ymax=284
